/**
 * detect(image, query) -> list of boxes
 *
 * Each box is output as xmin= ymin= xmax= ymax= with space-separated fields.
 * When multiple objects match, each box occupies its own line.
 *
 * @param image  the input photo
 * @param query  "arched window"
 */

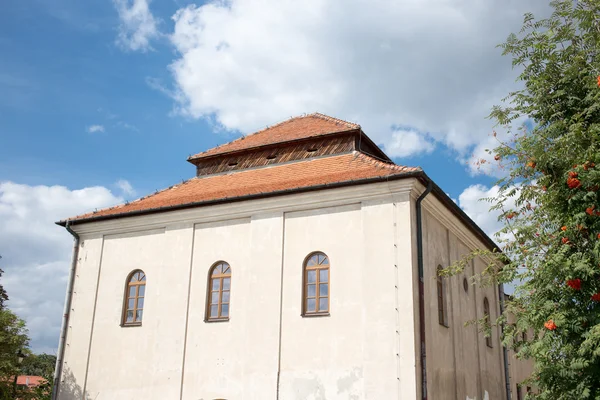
xmin=303 ymin=252 xmax=329 ymax=315
xmin=123 ymin=270 xmax=146 ymax=326
xmin=437 ymin=265 xmax=448 ymax=327
xmin=483 ymin=297 xmax=492 ymax=347
xmin=207 ymin=261 xmax=231 ymax=321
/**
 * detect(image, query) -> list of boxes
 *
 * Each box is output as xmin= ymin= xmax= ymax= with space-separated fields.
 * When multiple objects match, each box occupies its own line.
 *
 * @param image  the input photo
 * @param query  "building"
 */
xmin=54 ymin=113 xmax=530 ymax=400
xmin=17 ymin=375 xmax=45 ymax=389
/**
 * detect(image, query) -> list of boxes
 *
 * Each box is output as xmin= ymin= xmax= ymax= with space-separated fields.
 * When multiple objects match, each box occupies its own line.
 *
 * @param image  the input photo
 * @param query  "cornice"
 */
xmin=73 ymin=179 xmax=417 ymax=237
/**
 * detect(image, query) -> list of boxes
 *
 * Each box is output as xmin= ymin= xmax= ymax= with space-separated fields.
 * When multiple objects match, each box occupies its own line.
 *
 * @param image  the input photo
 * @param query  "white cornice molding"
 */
xmin=73 ymin=179 xmax=417 ymax=237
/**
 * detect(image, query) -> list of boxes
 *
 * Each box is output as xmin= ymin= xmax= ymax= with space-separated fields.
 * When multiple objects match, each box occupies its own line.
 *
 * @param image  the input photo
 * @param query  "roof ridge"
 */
xmin=188 ymin=113 xmax=361 ymax=160
xmin=309 ymin=112 xmax=360 ymax=129
xmin=354 ymin=151 xmax=419 ymax=172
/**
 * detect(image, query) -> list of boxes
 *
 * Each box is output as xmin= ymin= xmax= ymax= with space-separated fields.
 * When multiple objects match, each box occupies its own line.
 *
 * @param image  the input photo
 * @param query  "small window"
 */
xmin=122 ymin=270 xmax=146 ymax=326
xmin=207 ymin=262 xmax=231 ymax=321
xmin=437 ymin=266 xmax=448 ymax=327
xmin=484 ymin=297 xmax=492 ymax=348
xmin=303 ymin=252 xmax=330 ymax=315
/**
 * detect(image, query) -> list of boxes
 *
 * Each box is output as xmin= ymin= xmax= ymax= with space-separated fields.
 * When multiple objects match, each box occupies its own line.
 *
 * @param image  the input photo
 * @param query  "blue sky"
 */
xmin=0 ymin=0 xmax=496 ymax=200
xmin=0 ymin=0 xmax=547 ymax=353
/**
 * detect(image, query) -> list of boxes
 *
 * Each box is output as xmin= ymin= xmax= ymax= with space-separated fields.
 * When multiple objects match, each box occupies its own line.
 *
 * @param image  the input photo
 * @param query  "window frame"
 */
xmin=483 ymin=297 xmax=493 ymax=348
xmin=302 ymin=252 xmax=330 ymax=317
xmin=205 ymin=261 xmax=232 ymax=322
xmin=436 ymin=265 xmax=448 ymax=327
xmin=121 ymin=269 xmax=146 ymax=327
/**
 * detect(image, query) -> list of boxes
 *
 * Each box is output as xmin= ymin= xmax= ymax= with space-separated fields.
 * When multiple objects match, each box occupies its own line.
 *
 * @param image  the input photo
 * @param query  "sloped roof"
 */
xmin=16 ymin=376 xmax=45 ymax=387
xmin=67 ymin=153 xmax=419 ymax=222
xmin=188 ymin=113 xmax=360 ymax=161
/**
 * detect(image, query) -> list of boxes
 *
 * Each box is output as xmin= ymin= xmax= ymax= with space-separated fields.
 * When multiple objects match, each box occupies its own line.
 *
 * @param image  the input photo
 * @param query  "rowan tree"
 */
xmin=467 ymin=0 xmax=600 ymax=398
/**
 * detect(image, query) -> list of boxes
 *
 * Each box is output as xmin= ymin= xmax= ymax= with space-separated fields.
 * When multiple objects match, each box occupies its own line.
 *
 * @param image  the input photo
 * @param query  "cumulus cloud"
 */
xmin=458 ymin=183 xmax=522 ymax=247
xmin=387 ymin=128 xmax=435 ymax=158
xmin=113 ymin=0 xmax=159 ymax=52
xmin=458 ymin=184 xmax=506 ymax=239
xmin=115 ymin=179 xmax=136 ymax=196
xmin=87 ymin=124 xmax=105 ymax=133
xmin=0 ymin=182 xmax=122 ymax=353
xmin=458 ymin=183 xmax=524 ymax=293
xmin=165 ymin=0 xmax=549 ymax=160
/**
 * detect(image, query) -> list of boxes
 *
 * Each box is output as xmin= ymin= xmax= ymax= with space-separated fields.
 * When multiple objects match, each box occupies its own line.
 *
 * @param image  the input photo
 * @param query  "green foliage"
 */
xmin=0 ymin=309 xmax=29 ymax=399
xmin=21 ymin=353 xmax=56 ymax=377
xmin=0 ymin=256 xmax=9 ymax=311
xmin=30 ymin=371 xmax=52 ymax=400
xmin=462 ymin=0 xmax=600 ymax=398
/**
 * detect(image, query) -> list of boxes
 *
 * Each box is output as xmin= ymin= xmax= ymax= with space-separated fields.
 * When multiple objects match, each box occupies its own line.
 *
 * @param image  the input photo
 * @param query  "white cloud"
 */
xmin=87 ymin=124 xmax=105 ymax=133
xmin=0 ymin=182 xmax=122 ymax=353
xmin=165 ymin=0 xmax=550 ymax=161
xmin=116 ymin=121 xmax=139 ymax=132
xmin=387 ymin=128 xmax=435 ymax=158
xmin=113 ymin=0 xmax=159 ymax=52
xmin=115 ymin=179 xmax=136 ymax=196
xmin=458 ymin=184 xmax=506 ymax=239
xmin=458 ymin=184 xmax=524 ymax=294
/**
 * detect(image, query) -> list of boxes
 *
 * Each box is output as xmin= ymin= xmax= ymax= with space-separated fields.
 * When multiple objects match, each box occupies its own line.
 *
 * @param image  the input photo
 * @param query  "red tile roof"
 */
xmin=16 ymin=376 xmax=45 ymax=387
xmin=69 ymin=153 xmax=419 ymax=222
xmin=188 ymin=113 xmax=360 ymax=160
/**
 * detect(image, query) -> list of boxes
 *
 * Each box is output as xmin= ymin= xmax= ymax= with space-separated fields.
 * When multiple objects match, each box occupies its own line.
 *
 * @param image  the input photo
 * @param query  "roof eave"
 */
xmin=56 ymin=171 xmax=502 ymax=255
xmin=57 ymin=170 xmax=421 ymax=227
xmin=357 ymin=129 xmax=392 ymax=163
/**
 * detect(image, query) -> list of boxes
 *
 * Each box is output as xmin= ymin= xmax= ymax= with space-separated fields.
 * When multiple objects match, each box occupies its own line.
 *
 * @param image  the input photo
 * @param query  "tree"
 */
xmin=0 ymin=256 xmax=8 ymax=311
xmin=460 ymin=0 xmax=600 ymax=398
xmin=21 ymin=353 xmax=56 ymax=377
xmin=0 ymin=309 xmax=29 ymax=399
xmin=0 ymin=256 xmax=36 ymax=399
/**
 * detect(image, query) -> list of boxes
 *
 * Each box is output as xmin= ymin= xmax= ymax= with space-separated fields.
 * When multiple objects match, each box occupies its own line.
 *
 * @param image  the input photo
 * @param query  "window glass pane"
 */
xmin=319 ymin=269 xmax=328 ymax=282
xmin=222 ymin=264 xmax=230 ymax=273
xmin=319 ymin=298 xmax=328 ymax=312
xmin=129 ymin=286 xmax=136 ymax=297
xmin=128 ymin=299 xmax=135 ymax=310
xmin=222 ymin=291 xmax=230 ymax=303
xmin=306 ymin=298 xmax=316 ymax=312
xmin=223 ymin=278 xmax=231 ymax=290
xmin=139 ymin=273 xmax=146 ymax=281
xmin=137 ymin=298 xmax=144 ymax=310
xmin=307 ymin=284 xmax=316 ymax=297
xmin=131 ymin=274 xmax=138 ymax=282
xmin=307 ymin=270 xmax=316 ymax=283
xmin=210 ymin=305 xmax=218 ymax=317
xmin=221 ymin=304 xmax=229 ymax=317
xmin=212 ymin=279 xmax=220 ymax=290
xmin=211 ymin=292 xmax=219 ymax=304
xmin=321 ymin=256 xmax=329 ymax=265
xmin=212 ymin=265 xmax=221 ymax=275
xmin=319 ymin=284 xmax=328 ymax=296
xmin=136 ymin=310 xmax=143 ymax=322
xmin=126 ymin=310 xmax=134 ymax=322
xmin=138 ymin=285 xmax=145 ymax=297
xmin=307 ymin=255 xmax=318 ymax=266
